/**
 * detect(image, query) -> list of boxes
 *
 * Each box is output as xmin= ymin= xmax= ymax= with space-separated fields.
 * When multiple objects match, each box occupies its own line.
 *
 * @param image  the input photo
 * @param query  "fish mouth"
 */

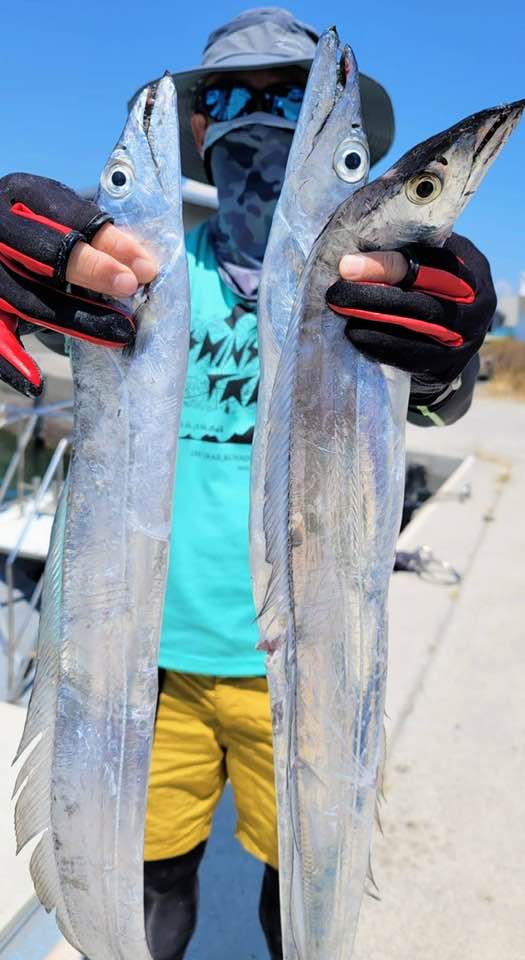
xmin=472 ymin=101 xmax=525 ymax=162
xmin=331 ymin=41 xmax=364 ymax=140
xmin=392 ymin=98 xmax=524 ymax=206
xmin=332 ymin=41 xmax=359 ymax=117
xmin=312 ymin=27 xmax=342 ymax=133
xmin=142 ymin=78 xmax=164 ymax=146
xmin=337 ymin=44 xmax=352 ymax=92
xmin=462 ymin=99 xmax=525 ymax=196
xmin=138 ymin=73 xmax=177 ymax=176
xmin=308 ymin=32 xmax=363 ymax=152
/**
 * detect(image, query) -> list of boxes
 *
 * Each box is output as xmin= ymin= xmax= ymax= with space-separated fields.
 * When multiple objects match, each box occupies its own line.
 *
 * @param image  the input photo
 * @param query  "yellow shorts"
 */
xmin=144 ymin=671 xmax=278 ymax=868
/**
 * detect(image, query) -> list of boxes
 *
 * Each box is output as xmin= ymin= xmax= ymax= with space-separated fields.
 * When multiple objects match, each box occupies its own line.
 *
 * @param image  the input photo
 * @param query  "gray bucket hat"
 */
xmin=131 ymin=7 xmax=395 ymax=183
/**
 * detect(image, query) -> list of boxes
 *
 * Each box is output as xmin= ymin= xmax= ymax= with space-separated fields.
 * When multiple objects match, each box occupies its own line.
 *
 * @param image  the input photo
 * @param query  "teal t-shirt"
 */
xmin=159 ymin=222 xmax=265 ymax=676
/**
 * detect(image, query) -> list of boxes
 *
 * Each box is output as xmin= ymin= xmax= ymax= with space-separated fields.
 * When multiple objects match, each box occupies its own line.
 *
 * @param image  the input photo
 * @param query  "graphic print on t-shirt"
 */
xmin=180 ymin=302 xmax=259 ymax=444
xmin=160 ymin=223 xmax=265 ymax=677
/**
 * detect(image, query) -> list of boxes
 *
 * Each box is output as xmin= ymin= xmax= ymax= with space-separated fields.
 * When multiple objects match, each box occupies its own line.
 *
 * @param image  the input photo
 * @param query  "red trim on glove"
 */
xmin=0 ymin=242 xmax=55 ymax=278
xmin=0 ymin=310 xmax=42 ymax=388
xmin=1 ymin=202 xmax=77 ymax=279
xmin=331 ymin=305 xmax=464 ymax=347
xmin=0 ymin=295 xmax=134 ymax=347
xmin=10 ymin=202 xmax=71 ymax=236
xmin=0 ymin=251 xmax=135 ymax=331
xmin=412 ymin=264 xmax=475 ymax=304
xmin=13 ymin=315 xmax=129 ymax=349
xmin=0 ymin=250 xmax=48 ymax=282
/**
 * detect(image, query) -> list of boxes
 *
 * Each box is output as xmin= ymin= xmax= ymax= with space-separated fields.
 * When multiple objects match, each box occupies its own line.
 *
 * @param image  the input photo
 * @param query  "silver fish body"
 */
xmin=251 ymin=27 xmax=369 ymax=646
xmin=261 ymin=101 xmax=524 ymax=959
xmin=13 ymin=76 xmax=189 ymax=960
xmin=250 ymin=34 xmax=369 ymax=947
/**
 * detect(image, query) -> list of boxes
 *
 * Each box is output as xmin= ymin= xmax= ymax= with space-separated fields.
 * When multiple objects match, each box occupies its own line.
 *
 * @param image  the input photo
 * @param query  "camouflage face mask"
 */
xmin=205 ymin=121 xmax=294 ymax=299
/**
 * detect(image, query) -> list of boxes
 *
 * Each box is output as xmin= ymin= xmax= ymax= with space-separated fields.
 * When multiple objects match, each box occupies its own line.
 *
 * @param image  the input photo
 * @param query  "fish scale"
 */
xmin=260 ymin=99 xmax=524 ymax=958
xmin=13 ymin=75 xmax=189 ymax=959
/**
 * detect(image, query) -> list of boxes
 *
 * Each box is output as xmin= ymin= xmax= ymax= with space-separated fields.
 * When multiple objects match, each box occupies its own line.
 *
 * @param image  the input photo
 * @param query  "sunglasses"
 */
xmin=194 ymin=81 xmax=305 ymax=124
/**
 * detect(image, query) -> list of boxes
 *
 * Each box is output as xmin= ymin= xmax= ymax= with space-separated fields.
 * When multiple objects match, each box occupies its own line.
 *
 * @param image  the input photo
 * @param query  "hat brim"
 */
xmin=131 ymin=58 xmax=394 ymax=184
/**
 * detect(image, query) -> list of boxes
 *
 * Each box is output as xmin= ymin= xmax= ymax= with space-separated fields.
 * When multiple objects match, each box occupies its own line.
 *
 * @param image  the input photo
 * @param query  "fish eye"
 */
xmin=333 ymin=139 xmax=369 ymax=184
xmin=112 ymin=170 xmax=127 ymax=187
xmin=102 ymin=160 xmax=135 ymax=198
xmin=406 ymin=172 xmax=443 ymax=204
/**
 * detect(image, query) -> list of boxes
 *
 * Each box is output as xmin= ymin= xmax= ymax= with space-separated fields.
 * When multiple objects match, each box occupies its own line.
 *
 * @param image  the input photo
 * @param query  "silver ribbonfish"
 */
xmin=250 ymin=28 xmax=370 ymax=949
xmin=13 ymin=75 xmax=190 ymax=960
xmin=260 ymin=100 xmax=524 ymax=959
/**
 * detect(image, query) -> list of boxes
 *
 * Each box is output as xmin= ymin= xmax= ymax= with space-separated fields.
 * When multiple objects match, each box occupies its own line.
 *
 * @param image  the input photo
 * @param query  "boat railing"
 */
xmin=5 ymin=436 xmax=71 ymax=701
xmin=0 ymin=400 xmax=73 ymax=701
xmin=0 ymin=399 xmax=73 ymax=508
xmin=0 ymin=414 xmax=39 ymax=507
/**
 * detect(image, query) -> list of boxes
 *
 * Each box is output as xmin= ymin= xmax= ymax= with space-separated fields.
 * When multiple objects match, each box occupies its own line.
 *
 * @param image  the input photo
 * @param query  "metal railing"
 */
xmin=0 ymin=415 xmax=39 ymax=507
xmin=0 ymin=400 xmax=72 ymax=506
xmin=4 ymin=436 xmax=71 ymax=701
xmin=0 ymin=398 xmax=73 ymax=428
xmin=0 ymin=400 xmax=73 ymax=701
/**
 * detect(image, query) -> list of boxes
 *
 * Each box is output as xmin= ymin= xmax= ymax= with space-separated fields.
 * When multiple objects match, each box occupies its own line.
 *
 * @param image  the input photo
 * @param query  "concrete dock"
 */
xmin=2 ymin=389 xmax=523 ymax=960
xmin=354 ymin=394 xmax=525 ymax=960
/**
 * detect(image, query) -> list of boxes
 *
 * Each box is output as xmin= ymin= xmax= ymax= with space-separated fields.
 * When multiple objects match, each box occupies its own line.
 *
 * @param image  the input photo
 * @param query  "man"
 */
xmin=0 ymin=8 xmax=495 ymax=959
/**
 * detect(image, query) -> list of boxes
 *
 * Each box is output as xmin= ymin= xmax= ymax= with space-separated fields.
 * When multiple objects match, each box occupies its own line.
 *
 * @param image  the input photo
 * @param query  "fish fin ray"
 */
xmin=15 ymin=778 xmax=51 ymax=852
xmin=32 ymin=836 xmax=85 ymax=952
xmin=375 ymin=721 xmax=387 ymax=834
xmin=30 ymin=831 xmax=61 ymax=913
xmin=13 ymin=481 xmax=68 ymax=910
xmin=260 ymin=303 xmax=301 ymax=643
xmin=367 ymin=850 xmax=379 ymax=887
xmin=12 ymin=733 xmax=49 ymax=797
xmin=378 ymin=721 xmax=387 ymax=799
xmin=364 ymin=883 xmax=382 ymax=902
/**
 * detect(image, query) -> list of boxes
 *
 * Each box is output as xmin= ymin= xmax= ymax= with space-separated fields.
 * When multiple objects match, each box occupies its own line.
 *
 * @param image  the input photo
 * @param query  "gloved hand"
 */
xmin=0 ymin=173 xmax=156 ymax=397
xmin=326 ymin=233 xmax=496 ymax=399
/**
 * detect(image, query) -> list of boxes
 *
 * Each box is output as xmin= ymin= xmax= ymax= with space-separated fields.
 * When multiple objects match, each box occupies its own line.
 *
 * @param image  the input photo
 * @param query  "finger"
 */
xmin=66 ymin=240 xmax=139 ymax=297
xmin=91 ymin=223 xmax=158 ymax=284
xmin=339 ymin=251 xmax=409 ymax=285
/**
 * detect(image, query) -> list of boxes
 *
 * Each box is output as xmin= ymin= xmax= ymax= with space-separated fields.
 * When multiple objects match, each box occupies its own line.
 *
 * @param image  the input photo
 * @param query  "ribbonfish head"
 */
xmin=320 ymin=99 xmax=525 ymax=260
xmin=259 ymin=26 xmax=370 ymax=351
xmin=98 ymin=74 xmax=186 ymax=344
xmin=278 ymin=26 xmax=370 ymax=239
xmin=99 ymin=74 xmax=182 ymax=235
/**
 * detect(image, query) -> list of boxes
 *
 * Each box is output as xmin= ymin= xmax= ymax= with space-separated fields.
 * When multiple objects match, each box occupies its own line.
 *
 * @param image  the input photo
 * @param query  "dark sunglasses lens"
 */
xmin=203 ymin=87 xmax=225 ymax=120
xmin=203 ymin=86 xmax=252 ymax=121
xmin=266 ymin=85 xmax=304 ymax=121
xmin=226 ymin=87 xmax=253 ymax=120
xmin=202 ymin=83 xmax=305 ymax=122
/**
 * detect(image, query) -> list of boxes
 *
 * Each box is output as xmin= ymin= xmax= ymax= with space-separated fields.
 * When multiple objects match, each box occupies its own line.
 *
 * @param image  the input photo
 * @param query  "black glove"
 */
xmin=326 ymin=233 xmax=496 ymax=401
xmin=0 ymin=173 xmax=135 ymax=397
